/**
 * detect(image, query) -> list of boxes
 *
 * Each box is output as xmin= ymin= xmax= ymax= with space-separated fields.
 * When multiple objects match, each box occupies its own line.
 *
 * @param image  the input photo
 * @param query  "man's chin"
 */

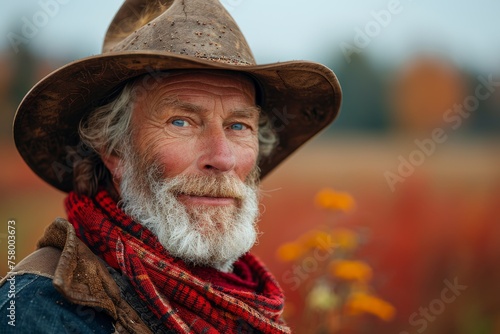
xmin=185 ymin=205 xmax=238 ymax=233
xmin=164 ymin=209 xmax=257 ymax=272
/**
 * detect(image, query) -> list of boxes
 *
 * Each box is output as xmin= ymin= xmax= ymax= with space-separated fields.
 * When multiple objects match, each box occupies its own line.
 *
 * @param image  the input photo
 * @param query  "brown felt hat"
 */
xmin=13 ymin=0 xmax=342 ymax=192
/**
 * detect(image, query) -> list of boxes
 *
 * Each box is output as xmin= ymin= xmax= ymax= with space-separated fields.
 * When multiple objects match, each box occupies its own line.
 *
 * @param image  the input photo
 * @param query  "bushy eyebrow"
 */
xmin=152 ymin=97 xmax=203 ymax=115
xmin=231 ymin=106 xmax=261 ymax=119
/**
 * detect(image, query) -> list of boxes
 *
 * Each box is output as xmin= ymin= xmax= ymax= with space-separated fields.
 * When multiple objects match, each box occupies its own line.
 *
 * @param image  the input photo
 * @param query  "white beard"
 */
xmin=118 ymin=150 xmax=260 ymax=272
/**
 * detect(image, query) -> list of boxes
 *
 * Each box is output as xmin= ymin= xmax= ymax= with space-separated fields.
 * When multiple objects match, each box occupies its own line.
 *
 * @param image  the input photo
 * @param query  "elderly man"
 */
xmin=0 ymin=0 xmax=340 ymax=332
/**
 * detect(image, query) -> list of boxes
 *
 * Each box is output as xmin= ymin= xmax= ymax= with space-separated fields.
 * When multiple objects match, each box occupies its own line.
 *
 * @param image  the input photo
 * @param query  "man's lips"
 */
xmin=177 ymin=193 xmax=237 ymax=206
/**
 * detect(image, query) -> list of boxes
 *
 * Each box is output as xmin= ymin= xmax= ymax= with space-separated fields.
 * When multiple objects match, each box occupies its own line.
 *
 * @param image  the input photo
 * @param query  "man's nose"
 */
xmin=197 ymin=126 xmax=236 ymax=173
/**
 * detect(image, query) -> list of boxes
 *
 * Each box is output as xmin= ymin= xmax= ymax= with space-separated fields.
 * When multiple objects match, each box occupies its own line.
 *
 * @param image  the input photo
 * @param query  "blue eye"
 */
xmin=230 ymin=123 xmax=246 ymax=130
xmin=172 ymin=119 xmax=188 ymax=127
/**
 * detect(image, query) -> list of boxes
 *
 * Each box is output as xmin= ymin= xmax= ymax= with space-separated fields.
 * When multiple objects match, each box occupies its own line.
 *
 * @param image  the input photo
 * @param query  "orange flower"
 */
xmin=345 ymin=292 xmax=396 ymax=321
xmin=300 ymin=230 xmax=335 ymax=251
xmin=276 ymin=242 xmax=305 ymax=262
xmin=329 ymin=260 xmax=373 ymax=282
xmin=315 ymin=188 xmax=355 ymax=212
xmin=331 ymin=228 xmax=358 ymax=250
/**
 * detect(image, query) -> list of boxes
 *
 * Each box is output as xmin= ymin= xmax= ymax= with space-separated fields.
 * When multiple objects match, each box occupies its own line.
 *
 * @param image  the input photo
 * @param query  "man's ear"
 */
xmin=101 ymin=153 xmax=123 ymax=182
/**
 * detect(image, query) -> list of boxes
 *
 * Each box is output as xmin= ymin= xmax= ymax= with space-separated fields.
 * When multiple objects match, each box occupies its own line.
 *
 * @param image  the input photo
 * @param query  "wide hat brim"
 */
xmin=14 ymin=50 xmax=341 ymax=193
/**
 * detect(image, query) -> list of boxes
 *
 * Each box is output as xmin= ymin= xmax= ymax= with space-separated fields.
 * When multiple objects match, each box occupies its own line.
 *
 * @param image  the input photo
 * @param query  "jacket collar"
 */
xmin=37 ymin=218 xmax=152 ymax=333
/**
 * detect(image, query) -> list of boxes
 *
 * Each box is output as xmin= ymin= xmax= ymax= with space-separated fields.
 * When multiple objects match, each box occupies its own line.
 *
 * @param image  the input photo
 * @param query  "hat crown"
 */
xmin=103 ymin=0 xmax=256 ymax=65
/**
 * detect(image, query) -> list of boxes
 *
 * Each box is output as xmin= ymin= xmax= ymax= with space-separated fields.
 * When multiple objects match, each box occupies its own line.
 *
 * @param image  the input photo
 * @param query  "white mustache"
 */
xmin=169 ymin=174 xmax=245 ymax=200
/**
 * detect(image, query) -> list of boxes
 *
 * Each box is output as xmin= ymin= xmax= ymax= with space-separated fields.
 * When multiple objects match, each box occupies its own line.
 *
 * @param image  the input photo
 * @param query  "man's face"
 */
xmin=109 ymin=71 xmax=262 ymax=271
xmin=130 ymin=70 xmax=260 ymax=194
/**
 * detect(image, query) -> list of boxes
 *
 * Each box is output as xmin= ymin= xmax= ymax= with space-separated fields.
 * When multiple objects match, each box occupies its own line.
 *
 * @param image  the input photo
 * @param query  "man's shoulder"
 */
xmin=0 ymin=273 xmax=114 ymax=333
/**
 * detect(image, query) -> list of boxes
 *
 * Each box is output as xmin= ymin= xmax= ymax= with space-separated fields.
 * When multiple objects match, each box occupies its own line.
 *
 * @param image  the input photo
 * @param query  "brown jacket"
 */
xmin=2 ymin=218 xmax=153 ymax=333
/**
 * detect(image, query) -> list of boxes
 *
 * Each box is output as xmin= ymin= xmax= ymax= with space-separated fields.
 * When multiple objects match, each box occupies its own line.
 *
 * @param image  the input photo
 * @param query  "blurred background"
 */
xmin=1 ymin=0 xmax=499 ymax=333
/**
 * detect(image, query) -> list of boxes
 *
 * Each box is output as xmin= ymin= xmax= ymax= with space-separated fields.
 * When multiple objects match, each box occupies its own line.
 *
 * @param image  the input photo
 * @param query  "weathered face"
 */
xmin=128 ymin=71 xmax=259 ymax=204
xmin=106 ymin=71 xmax=262 ymax=271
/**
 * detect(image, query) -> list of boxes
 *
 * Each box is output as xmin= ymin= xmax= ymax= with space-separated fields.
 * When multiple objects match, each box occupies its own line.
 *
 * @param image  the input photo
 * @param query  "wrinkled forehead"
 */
xmin=131 ymin=69 xmax=257 ymax=102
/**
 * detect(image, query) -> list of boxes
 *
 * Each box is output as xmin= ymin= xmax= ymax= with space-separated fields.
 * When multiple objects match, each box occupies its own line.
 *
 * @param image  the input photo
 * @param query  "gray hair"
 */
xmin=76 ymin=74 xmax=278 ymax=196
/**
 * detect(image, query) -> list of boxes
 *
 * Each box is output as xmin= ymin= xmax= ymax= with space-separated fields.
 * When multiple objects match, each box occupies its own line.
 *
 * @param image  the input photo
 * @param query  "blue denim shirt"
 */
xmin=0 ymin=273 xmax=114 ymax=333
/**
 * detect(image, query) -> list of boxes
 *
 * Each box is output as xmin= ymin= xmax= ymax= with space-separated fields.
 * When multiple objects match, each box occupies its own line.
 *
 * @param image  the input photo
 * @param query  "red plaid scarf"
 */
xmin=65 ymin=189 xmax=290 ymax=333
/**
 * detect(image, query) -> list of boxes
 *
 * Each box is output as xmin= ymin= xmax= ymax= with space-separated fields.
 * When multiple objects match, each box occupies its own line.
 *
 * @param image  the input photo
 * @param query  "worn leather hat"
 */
xmin=13 ymin=0 xmax=342 ymax=192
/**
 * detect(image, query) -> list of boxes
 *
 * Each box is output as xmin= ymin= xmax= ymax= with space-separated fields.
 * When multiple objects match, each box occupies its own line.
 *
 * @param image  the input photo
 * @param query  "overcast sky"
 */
xmin=1 ymin=0 xmax=500 ymax=72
